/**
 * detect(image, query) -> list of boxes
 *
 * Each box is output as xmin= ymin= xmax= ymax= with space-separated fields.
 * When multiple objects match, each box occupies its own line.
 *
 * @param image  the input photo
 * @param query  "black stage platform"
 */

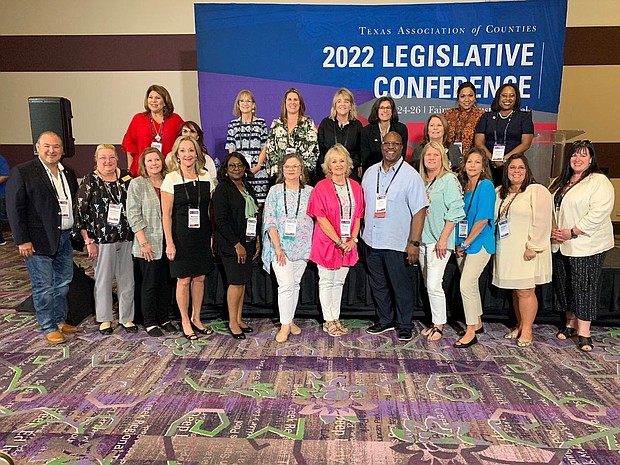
xmin=200 ymin=247 xmax=620 ymax=325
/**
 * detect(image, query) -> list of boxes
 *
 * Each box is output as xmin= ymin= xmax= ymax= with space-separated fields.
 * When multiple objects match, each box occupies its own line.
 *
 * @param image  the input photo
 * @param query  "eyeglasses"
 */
xmin=283 ymin=164 xmax=301 ymax=170
xmin=228 ymin=163 xmax=245 ymax=170
xmin=98 ymin=157 xmax=117 ymax=162
xmin=378 ymin=106 xmax=392 ymax=111
xmin=573 ymin=139 xmax=592 ymax=145
xmin=239 ymin=99 xmax=254 ymax=104
xmin=382 ymin=141 xmax=402 ymax=146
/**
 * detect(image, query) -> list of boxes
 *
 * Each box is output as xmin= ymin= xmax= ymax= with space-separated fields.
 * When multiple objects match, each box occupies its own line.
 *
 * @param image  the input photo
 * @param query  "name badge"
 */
xmin=107 ymin=203 xmax=122 ymax=225
xmin=59 ymin=199 xmax=70 ymax=219
xmin=285 ymin=147 xmax=296 ymax=155
xmin=283 ymin=219 xmax=297 ymax=238
xmin=375 ymin=194 xmax=387 ymax=218
xmin=246 ymin=217 xmax=258 ymax=239
xmin=454 ymin=142 xmax=463 ymax=154
xmin=151 ymin=141 xmax=163 ymax=152
xmin=458 ymin=220 xmax=468 ymax=238
xmin=340 ymin=219 xmax=352 ymax=238
xmin=188 ymin=208 xmax=200 ymax=228
xmin=492 ymin=144 xmax=506 ymax=162
xmin=497 ymin=218 xmax=510 ymax=239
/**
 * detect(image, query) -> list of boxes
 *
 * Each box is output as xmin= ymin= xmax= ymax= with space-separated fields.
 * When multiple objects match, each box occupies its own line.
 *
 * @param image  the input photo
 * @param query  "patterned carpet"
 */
xmin=2 ymin=235 xmax=620 ymax=464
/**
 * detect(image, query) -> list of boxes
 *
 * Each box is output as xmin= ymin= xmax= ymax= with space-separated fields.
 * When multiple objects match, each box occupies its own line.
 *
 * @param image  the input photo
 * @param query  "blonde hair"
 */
xmin=167 ymin=136 xmax=205 ymax=172
xmin=329 ymin=88 xmax=357 ymax=121
xmin=419 ymin=141 xmax=451 ymax=183
xmin=232 ymin=89 xmax=256 ymax=117
xmin=322 ymin=144 xmax=353 ymax=177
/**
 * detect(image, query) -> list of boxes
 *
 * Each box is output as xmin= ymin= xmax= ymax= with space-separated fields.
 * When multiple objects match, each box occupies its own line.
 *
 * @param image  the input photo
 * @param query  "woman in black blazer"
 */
xmin=360 ymin=96 xmax=408 ymax=174
xmin=213 ymin=153 xmax=260 ymax=339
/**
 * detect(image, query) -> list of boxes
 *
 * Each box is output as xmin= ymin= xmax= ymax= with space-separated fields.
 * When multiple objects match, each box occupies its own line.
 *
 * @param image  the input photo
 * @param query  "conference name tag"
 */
xmin=151 ymin=141 xmax=163 ymax=152
xmin=497 ymin=218 xmax=510 ymax=239
xmin=340 ymin=219 xmax=352 ymax=238
xmin=246 ymin=218 xmax=258 ymax=238
xmin=285 ymin=147 xmax=296 ymax=155
xmin=375 ymin=195 xmax=387 ymax=218
xmin=59 ymin=199 xmax=70 ymax=219
xmin=454 ymin=142 xmax=463 ymax=154
xmin=284 ymin=219 xmax=297 ymax=238
xmin=107 ymin=204 xmax=122 ymax=225
xmin=458 ymin=220 xmax=468 ymax=238
xmin=188 ymin=208 xmax=200 ymax=228
xmin=492 ymin=144 xmax=506 ymax=162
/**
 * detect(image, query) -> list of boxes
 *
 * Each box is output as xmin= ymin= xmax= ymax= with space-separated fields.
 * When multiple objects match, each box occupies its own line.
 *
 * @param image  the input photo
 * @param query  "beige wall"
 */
xmin=1 ymin=0 xmax=618 ymax=147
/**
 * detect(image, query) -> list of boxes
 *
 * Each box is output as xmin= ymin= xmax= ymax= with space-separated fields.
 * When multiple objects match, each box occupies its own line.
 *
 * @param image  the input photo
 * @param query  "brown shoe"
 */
xmin=58 ymin=322 xmax=78 ymax=333
xmin=44 ymin=331 xmax=65 ymax=344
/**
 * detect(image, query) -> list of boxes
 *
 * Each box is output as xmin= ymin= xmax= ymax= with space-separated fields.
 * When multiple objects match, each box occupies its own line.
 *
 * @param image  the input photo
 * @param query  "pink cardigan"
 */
xmin=308 ymin=178 xmax=364 ymax=269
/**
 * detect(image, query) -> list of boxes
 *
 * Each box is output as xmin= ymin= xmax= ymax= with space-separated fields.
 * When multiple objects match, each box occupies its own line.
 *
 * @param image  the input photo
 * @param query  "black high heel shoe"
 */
xmin=240 ymin=325 xmax=254 ymax=334
xmin=183 ymin=332 xmax=198 ymax=341
xmin=453 ymin=336 xmax=478 ymax=349
xmin=228 ymin=326 xmax=246 ymax=340
xmin=191 ymin=322 xmax=213 ymax=335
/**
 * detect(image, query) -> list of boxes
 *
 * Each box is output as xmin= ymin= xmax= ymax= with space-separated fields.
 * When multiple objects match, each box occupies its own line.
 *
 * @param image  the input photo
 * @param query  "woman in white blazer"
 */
xmin=549 ymin=140 xmax=614 ymax=352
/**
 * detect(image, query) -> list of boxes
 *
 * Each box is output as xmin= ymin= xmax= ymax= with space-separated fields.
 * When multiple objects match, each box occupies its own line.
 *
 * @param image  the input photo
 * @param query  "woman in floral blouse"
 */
xmin=262 ymin=153 xmax=314 ymax=343
xmin=75 ymin=145 xmax=136 ymax=335
xmin=265 ymin=88 xmax=319 ymax=179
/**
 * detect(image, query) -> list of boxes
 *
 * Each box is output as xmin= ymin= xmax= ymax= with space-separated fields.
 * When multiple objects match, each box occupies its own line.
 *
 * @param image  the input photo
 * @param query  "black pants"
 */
xmin=137 ymin=257 xmax=173 ymax=327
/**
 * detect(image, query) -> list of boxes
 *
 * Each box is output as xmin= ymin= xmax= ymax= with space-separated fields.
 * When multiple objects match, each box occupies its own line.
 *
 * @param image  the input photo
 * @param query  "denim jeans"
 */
xmin=25 ymin=231 xmax=73 ymax=334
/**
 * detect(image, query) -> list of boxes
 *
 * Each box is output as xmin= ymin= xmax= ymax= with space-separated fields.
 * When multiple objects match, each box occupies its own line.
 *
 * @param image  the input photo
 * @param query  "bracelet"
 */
xmin=140 ymin=242 xmax=149 ymax=247
xmin=336 ymin=238 xmax=344 ymax=247
xmin=570 ymin=228 xmax=578 ymax=239
xmin=460 ymin=243 xmax=470 ymax=250
xmin=408 ymin=240 xmax=420 ymax=247
xmin=86 ymin=239 xmax=95 ymax=245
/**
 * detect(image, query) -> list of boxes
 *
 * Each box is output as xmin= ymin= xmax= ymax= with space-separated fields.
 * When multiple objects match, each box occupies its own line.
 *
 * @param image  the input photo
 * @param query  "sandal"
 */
xmin=578 ymin=335 xmax=594 ymax=352
xmin=426 ymin=326 xmax=443 ymax=341
xmin=334 ymin=320 xmax=349 ymax=334
xmin=323 ymin=321 xmax=345 ymax=337
xmin=556 ymin=327 xmax=576 ymax=340
xmin=517 ymin=338 xmax=533 ymax=348
xmin=504 ymin=328 xmax=520 ymax=339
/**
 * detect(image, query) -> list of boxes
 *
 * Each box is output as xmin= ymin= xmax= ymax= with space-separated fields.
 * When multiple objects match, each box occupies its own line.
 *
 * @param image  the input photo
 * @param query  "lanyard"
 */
xmin=45 ymin=167 xmax=69 ymax=200
xmin=554 ymin=178 xmax=581 ymax=211
xmin=180 ymin=171 xmax=201 ymax=210
xmin=332 ymin=179 xmax=352 ymax=220
xmin=496 ymin=192 xmax=518 ymax=221
xmin=283 ymin=183 xmax=302 ymax=219
xmin=333 ymin=119 xmax=350 ymax=148
xmin=97 ymin=170 xmax=123 ymax=204
xmin=493 ymin=111 xmax=513 ymax=145
xmin=150 ymin=116 xmax=165 ymax=142
xmin=464 ymin=177 xmax=481 ymax=217
xmin=376 ymin=158 xmax=404 ymax=197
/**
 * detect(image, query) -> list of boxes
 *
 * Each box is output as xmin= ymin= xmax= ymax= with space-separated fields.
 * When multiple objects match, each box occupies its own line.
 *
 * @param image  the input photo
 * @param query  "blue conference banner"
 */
xmin=195 ymin=0 xmax=567 ymax=157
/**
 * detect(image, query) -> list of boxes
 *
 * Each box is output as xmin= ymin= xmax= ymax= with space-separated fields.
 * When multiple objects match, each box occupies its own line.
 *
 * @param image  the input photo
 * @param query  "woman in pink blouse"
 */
xmin=308 ymin=144 xmax=364 ymax=337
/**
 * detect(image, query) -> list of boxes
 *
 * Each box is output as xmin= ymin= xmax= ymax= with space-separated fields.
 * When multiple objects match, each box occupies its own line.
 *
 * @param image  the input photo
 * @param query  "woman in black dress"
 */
xmin=213 ymin=153 xmax=260 ymax=339
xmin=161 ymin=136 xmax=215 ymax=340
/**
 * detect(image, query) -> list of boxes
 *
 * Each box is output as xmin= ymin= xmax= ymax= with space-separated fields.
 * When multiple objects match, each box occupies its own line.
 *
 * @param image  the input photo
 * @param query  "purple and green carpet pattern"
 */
xmin=1 ymin=313 xmax=620 ymax=464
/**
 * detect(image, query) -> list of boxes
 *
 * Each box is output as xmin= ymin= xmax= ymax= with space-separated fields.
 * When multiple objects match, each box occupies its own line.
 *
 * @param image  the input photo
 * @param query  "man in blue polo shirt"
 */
xmin=361 ymin=131 xmax=427 ymax=341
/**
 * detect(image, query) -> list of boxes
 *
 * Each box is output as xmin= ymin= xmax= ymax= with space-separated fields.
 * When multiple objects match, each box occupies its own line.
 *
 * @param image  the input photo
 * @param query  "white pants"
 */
xmin=93 ymin=242 xmax=135 ymax=324
xmin=317 ymin=265 xmax=350 ymax=322
xmin=418 ymin=244 xmax=452 ymax=325
xmin=457 ymin=248 xmax=491 ymax=326
xmin=272 ymin=258 xmax=307 ymax=324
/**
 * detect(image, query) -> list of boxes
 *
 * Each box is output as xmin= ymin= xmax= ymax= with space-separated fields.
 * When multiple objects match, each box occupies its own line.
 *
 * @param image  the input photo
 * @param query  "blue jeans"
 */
xmin=25 ymin=231 xmax=73 ymax=334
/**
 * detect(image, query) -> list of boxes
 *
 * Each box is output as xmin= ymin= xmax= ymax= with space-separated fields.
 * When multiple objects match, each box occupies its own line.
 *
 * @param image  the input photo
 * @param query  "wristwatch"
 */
xmin=570 ymin=228 xmax=578 ymax=239
xmin=408 ymin=240 xmax=421 ymax=247
xmin=353 ymin=238 xmax=359 ymax=243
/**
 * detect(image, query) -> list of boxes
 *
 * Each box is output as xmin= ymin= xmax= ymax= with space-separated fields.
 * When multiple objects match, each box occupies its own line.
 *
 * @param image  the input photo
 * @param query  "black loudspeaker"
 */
xmin=28 ymin=97 xmax=75 ymax=158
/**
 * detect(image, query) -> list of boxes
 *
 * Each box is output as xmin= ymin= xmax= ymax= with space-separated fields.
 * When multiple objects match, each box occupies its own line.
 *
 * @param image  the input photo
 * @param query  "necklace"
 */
xmin=498 ymin=110 xmax=514 ymax=120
